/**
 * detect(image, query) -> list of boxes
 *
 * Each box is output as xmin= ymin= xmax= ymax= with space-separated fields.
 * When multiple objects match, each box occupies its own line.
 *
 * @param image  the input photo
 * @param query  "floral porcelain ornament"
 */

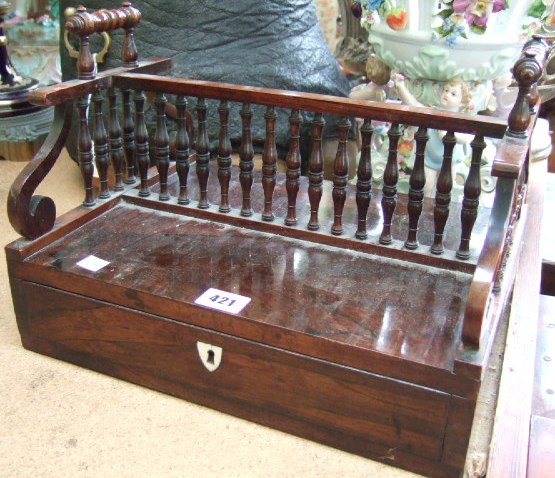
xmin=351 ymin=0 xmax=409 ymax=30
xmin=350 ymin=0 xmax=545 ymax=110
xmin=434 ymin=0 xmax=508 ymax=46
xmin=349 ymin=0 xmax=552 ymax=196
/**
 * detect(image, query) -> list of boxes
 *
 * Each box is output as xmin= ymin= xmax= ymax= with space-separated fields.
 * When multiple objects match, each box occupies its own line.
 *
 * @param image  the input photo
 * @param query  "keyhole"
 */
xmin=196 ymin=341 xmax=222 ymax=371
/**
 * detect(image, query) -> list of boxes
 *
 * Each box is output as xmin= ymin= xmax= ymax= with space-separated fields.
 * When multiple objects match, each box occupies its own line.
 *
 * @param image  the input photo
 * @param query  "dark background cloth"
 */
xmin=60 ymin=0 xmax=351 ymax=159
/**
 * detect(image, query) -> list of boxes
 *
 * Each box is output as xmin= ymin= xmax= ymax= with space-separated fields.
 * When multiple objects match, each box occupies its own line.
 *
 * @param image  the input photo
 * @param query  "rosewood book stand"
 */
xmin=5 ymin=5 xmax=550 ymax=477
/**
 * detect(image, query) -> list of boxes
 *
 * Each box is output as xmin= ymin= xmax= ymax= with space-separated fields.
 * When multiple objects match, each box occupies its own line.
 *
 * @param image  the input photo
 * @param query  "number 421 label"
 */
xmin=194 ymin=288 xmax=251 ymax=314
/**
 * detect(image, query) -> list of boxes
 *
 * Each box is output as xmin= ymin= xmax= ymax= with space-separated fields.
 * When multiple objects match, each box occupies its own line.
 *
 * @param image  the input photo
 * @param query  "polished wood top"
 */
xmin=26 ymin=200 xmax=472 ymax=373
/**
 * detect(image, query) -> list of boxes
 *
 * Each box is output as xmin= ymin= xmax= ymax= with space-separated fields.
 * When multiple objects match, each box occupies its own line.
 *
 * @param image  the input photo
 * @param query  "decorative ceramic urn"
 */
xmin=354 ymin=0 xmax=549 ymax=110
xmin=349 ymin=0 xmax=553 ymax=197
xmin=0 ymin=0 xmax=54 ymax=160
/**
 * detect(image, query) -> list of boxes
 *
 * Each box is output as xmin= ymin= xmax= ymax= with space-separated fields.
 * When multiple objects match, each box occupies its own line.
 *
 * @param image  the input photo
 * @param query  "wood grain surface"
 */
xmin=487 ymin=159 xmax=546 ymax=477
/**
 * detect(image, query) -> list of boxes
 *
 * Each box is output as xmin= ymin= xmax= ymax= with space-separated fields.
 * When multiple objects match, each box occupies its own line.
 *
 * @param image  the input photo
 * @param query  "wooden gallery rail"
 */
xmin=4 ymin=5 xmax=549 ymax=478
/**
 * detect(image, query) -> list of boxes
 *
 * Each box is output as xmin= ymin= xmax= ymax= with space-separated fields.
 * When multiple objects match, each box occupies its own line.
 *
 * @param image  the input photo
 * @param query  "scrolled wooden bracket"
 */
xmin=7 ymin=104 xmax=74 ymax=240
xmin=65 ymin=3 xmax=142 ymax=79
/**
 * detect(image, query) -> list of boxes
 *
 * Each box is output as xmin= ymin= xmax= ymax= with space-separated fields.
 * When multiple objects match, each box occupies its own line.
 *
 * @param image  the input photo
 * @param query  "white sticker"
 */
xmin=76 ymin=255 xmax=110 ymax=272
xmin=194 ymin=288 xmax=251 ymax=314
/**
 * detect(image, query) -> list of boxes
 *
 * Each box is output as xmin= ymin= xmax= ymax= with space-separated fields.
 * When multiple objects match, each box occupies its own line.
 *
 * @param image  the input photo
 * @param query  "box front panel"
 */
xmin=18 ymin=281 xmax=452 ymax=461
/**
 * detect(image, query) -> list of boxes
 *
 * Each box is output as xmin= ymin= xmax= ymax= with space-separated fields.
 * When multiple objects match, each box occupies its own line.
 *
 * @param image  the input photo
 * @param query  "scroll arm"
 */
xmin=7 ymin=104 xmax=74 ymax=240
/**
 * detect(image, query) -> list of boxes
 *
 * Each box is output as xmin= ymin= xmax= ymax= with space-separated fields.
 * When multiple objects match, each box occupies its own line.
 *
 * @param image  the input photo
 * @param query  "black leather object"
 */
xmin=60 ymin=0 xmax=351 ymax=155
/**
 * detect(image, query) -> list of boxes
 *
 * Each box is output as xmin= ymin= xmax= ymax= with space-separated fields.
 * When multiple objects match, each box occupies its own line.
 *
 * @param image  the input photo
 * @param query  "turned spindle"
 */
xmin=134 ymin=90 xmax=150 ymax=197
xmin=195 ymin=98 xmax=210 ymax=209
xmin=76 ymin=96 xmax=95 ymax=206
xmin=121 ymin=88 xmax=136 ymax=184
xmin=525 ymin=36 xmax=548 ymax=112
xmin=65 ymin=3 xmax=142 ymax=78
xmin=379 ymin=123 xmax=401 ymax=245
xmin=508 ymin=39 xmax=547 ymax=137
xmin=431 ymin=131 xmax=456 ymax=255
xmin=285 ymin=109 xmax=302 ymax=226
xmin=331 ymin=116 xmax=351 ymax=236
xmin=217 ymin=100 xmax=232 ymax=213
xmin=121 ymin=2 xmax=141 ymax=67
xmin=307 ymin=113 xmax=325 ymax=231
xmin=405 ymin=126 xmax=428 ymax=250
xmin=355 ymin=119 xmax=373 ymax=240
xmin=107 ymin=88 xmax=124 ymax=191
xmin=154 ymin=92 xmax=170 ymax=201
xmin=66 ymin=6 xmax=95 ymax=80
xmin=92 ymin=91 xmax=110 ymax=199
xmin=239 ymin=103 xmax=254 ymax=217
xmin=262 ymin=106 xmax=277 ymax=222
xmin=175 ymin=95 xmax=190 ymax=205
xmin=457 ymin=135 xmax=486 ymax=260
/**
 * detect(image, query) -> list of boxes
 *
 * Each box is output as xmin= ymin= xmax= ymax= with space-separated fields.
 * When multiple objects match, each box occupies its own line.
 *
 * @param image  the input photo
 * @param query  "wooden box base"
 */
xmin=6 ymin=170 xmax=505 ymax=478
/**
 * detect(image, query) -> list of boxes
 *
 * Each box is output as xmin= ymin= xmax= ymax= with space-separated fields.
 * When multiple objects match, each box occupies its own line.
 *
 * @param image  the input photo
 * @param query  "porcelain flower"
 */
xmin=449 ymin=13 xmax=467 ymax=25
xmin=432 ymin=13 xmax=469 ymax=46
xmin=454 ymin=0 xmax=507 ymax=29
xmin=365 ymin=0 xmax=386 ymax=10
xmin=361 ymin=11 xmax=377 ymax=28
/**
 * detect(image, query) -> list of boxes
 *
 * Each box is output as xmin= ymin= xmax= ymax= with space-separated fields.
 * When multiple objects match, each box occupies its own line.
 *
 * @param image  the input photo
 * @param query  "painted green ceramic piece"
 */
xmin=368 ymin=32 xmax=519 ymax=82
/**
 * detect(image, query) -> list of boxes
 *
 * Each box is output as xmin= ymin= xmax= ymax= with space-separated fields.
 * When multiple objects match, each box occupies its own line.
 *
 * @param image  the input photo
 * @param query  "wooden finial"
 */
xmin=507 ymin=39 xmax=548 ymax=138
xmin=121 ymin=2 xmax=141 ymax=67
xmin=65 ymin=3 xmax=142 ymax=77
xmin=68 ymin=6 xmax=95 ymax=79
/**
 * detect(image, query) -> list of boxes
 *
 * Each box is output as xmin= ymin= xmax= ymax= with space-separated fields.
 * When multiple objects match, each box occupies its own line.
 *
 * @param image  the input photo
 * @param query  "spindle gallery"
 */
xmin=4 ymin=4 xmax=550 ymax=478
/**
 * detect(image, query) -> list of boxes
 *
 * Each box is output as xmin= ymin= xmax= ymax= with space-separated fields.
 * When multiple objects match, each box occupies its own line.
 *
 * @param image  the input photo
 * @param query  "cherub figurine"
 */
xmin=392 ymin=74 xmax=473 ymax=197
xmin=490 ymin=72 xmax=514 ymax=119
xmin=349 ymin=55 xmax=392 ymax=102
